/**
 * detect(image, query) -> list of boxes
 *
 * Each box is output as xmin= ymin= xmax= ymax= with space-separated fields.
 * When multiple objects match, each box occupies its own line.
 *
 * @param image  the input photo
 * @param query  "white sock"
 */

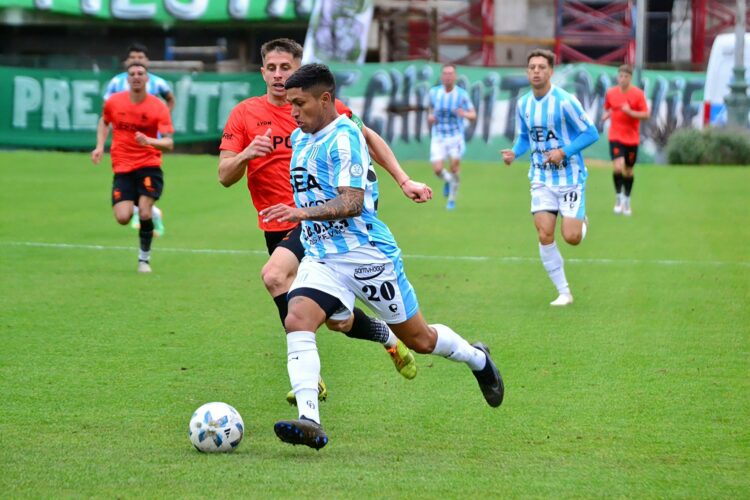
xmin=383 ymin=329 xmax=398 ymax=348
xmin=539 ymin=241 xmax=570 ymax=296
xmin=133 ymin=206 xmax=140 ymax=218
xmin=448 ymin=175 xmax=460 ymax=202
xmin=138 ymin=249 xmax=150 ymax=262
xmin=152 ymin=206 xmax=162 ymax=222
xmin=438 ymin=169 xmax=454 ymax=183
xmin=429 ymin=323 xmax=486 ymax=371
xmin=581 ymin=219 xmax=588 ymax=240
xmin=286 ymin=331 xmax=321 ymax=424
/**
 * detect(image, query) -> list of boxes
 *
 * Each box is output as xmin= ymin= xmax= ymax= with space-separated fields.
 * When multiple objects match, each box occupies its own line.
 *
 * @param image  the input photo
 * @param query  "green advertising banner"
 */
xmin=0 ymin=0 xmax=310 ymax=22
xmin=0 ymin=62 xmax=706 ymax=162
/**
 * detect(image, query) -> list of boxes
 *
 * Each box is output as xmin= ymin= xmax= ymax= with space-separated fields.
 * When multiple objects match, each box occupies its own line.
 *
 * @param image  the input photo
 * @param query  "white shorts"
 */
xmin=430 ymin=134 xmax=465 ymax=162
xmin=530 ymin=182 xmax=587 ymax=219
xmin=289 ymin=244 xmax=419 ymax=324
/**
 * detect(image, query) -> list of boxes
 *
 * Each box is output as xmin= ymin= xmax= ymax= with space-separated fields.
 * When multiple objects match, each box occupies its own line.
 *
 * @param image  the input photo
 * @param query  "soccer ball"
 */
xmin=188 ymin=402 xmax=245 ymax=453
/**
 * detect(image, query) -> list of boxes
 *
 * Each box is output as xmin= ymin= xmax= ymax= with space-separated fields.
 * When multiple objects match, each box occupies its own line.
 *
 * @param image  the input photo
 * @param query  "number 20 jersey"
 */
xmin=290 ymin=115 xmax=399 ymax=259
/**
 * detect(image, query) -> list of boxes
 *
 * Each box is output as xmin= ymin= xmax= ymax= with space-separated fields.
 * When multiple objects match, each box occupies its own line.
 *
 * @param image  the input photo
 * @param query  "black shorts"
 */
xmin=264 ymin=224 xmax=305 ymax=261
xmin=112 ymin=167 xmax=164 ymax=206
xmin=609 ymin=141 xmax=639 ymax=167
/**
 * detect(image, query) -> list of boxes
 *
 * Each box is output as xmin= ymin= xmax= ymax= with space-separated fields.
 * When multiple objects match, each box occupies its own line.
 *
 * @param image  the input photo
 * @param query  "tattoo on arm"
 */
xmin=303 ymin=187 xmax=364 ymax=220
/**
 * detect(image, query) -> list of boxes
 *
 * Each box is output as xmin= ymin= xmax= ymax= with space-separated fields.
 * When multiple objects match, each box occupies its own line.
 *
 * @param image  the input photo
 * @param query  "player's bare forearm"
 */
xmin=96 ymin=117 xmax=110 ymax=149
xmin=149 ymin=136 xmax=174 ymax=151
xmin=303 ymin=187 xmax=364 ymax=220
xmin=363 ymin=126 xmax=431 ymax=202
xmin=463 ymin=109 xmax=477 ymax=121
xmin=218 ymin=150 xmax=248 ymax=187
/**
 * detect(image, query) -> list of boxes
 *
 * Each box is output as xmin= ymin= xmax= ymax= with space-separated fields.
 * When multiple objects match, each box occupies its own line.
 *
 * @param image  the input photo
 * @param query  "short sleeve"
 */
xmin=102 ymin=98 xmax=113 ymax=124
xmin=155 ymin=77 xmax=173 ymax=99
xmin=634 ymin=90 xmax=648 ymax=112
xmin=158 ymin=104 xmax=174 ymax=135
xmin=562 ymin=95 xmax=594 ymax=132
xmin=604 ymin=90 xmax=612 ymax=111
xmin=103 ymin=77 xmax=117 ymax=100
xmin=330 ymin=129 xmax=365 ymax=190
xmin=462 ymin=89 xmax=475 ymax=110
xmin=220 ymin=106 xmax=248 ymax=153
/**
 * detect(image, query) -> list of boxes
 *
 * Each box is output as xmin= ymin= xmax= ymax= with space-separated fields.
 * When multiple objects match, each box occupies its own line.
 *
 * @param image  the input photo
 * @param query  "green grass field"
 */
xmin=1 ymin=150 xmax=748 ymax=498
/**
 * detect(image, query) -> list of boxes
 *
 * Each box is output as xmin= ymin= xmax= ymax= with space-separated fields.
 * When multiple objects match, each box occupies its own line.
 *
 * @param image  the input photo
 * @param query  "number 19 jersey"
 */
xmin=290 ymin=115 xmax=398 ymax=259
xmin=515 ymin=85 xmax=593 ymax=187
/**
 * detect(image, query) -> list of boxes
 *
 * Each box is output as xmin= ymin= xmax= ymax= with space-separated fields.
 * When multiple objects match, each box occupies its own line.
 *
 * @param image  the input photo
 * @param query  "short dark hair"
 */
xmin=618 ymin=63 xmax=633 ymax=75
xmin=261 ymin=38 xmax=303 ymax=62
xmin=126 ymin=62 xmax=148 ymax=72
xmin=127 ymin=43 xmax=149 ymax=58
xmin=527 ymin=48 xmax=555 ymax=67
xmin=442 ymin=63 xmax=457 ymax=71
xmin=285 ymin=63 xmax=336 ymax=99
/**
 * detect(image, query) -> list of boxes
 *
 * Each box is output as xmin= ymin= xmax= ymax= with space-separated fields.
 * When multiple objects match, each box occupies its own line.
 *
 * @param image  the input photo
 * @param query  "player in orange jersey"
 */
xmin=219 ymin=39 xmax=432 ymax=401
xmin=602 ymin=64 xmax=650 ymax=216
xmin=91 ymin=62 xmax=174 ymax=273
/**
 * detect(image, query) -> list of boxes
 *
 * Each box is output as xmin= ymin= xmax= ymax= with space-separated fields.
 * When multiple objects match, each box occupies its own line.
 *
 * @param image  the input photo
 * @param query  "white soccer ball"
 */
xmin=188 ymin=402 xmax=245 ymax=453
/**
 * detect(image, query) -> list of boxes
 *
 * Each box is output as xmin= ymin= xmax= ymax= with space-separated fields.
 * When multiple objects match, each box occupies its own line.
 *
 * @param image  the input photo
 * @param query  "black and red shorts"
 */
xmin=111 ymin=167 xmax=164 ymax=206
xmin=609 ymin=141 xmax=639 ymax=167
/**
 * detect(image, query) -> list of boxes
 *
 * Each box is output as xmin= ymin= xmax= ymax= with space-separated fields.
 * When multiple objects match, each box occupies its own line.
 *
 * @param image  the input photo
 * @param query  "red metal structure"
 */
xmin=691 ymin=0 xmax=750 ymax=65
xmin=555 ymin=0 xmax=635 ymax=64
xmin=378 ymin=0 xmax=496 ymax=65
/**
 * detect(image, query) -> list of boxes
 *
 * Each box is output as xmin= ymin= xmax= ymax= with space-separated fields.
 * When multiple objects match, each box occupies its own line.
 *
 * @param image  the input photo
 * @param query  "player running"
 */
xmin=501 ymin=49 xmax=599 ymax=306
xmin=91 ymin=63 xmax=174 ymax=273
xmin=602 ymin=64 xmax=650 ymax=216
xmin=261 ymin=63 xmax=503 ymax=449
xmin=218 ymin=39 xmax=433 ymax=402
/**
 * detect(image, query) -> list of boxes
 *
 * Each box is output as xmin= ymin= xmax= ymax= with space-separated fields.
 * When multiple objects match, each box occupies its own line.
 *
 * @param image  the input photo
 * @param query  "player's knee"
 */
xmin=537 ymin=231 xmax=555 ymax=245
xmin=284 ymin=308 xmax=309 ymax=332
xmin=114 ymin=213 xmax=131 ymax=225
xmin=563 ymin=231 xmax=582 ymax=246
xmin=261 ymin=263 xmax=290 ymax=294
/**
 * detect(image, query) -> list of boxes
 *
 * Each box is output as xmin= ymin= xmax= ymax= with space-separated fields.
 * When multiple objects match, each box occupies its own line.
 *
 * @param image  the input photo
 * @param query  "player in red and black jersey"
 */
xmin=219 ymin=39 xmax=432 ymax=401
xmin=91 ymin=63 xmax=173 ymax=273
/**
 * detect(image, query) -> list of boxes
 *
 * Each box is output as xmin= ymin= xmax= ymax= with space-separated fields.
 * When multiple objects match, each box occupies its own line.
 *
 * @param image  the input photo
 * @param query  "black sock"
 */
xmin=273 ymin=294 xmax=288 ymax=328
xmin=613 ymin=172 xmax=624 ymax=194
xmin=344 ymin=307 xmax=390 ymax=344
xmin=623 ymin=176 xmax=634 ymax=197
xmin=139 ymin=218 xmax=154 ymax=253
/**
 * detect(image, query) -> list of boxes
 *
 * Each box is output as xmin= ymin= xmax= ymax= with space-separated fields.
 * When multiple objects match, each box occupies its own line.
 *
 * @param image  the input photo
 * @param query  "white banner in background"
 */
xmin=302 ymin=0 xmax=374 ymax=64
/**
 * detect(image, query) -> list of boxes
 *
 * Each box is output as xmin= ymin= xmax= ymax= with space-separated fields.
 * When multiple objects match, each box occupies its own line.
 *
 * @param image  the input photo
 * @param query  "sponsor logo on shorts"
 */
xmin=113 ymin=188 xmax=122 ymax=201
xmin=353 ymin=263 xmax=386 ymax=280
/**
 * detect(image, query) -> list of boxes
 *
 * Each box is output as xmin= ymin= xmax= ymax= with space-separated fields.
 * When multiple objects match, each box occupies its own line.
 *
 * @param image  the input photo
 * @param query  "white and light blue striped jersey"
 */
xmin=428 ymin=85 xmax=474 ymax=138
xmin=103 ymin=72 xmax=173 ymax=100
xmin=290 ymin=115 xmax=399 ymax=259
xmin=513 ymin=85 xmax=597 ymax=187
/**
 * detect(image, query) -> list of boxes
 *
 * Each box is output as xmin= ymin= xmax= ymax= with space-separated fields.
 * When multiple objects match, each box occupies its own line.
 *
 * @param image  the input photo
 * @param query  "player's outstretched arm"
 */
xmin=261 ymin=187 xmax=365 ymax=224
xmin=91 ymin=116 xmax=110 ymax=165
xmin=361 ymin=125 xmax=433 ymax=203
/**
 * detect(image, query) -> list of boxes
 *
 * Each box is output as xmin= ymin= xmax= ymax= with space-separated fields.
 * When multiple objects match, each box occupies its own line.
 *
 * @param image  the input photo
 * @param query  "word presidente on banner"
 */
xmin=3 ymin=241 xmax=748 ymax=268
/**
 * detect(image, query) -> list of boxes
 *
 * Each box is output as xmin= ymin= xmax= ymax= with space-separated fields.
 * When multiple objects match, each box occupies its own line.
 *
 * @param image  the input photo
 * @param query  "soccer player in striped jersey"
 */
xmin=101 ymin=44 xmax=174 ymax=236
xmin=602 ymin=64 xmax=649 ymax=216
xmin=219 ymin=39 xmax=433 ymax=404
xmin=261 ymin=64 xmax=503 ymax=449
xmin=427 ymin=64 xmax=476 ymax=210
xmin=501 ymin=49 xmax=599 ymax=307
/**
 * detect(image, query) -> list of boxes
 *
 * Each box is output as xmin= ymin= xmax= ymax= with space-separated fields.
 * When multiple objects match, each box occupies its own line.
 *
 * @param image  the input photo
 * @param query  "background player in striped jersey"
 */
xmin=261 ymin=63 xmax=503 ymax=449
xmin=501 ymin=49 xmax=599 ymax=307
xmin=91 ymin=63 xmax=174 ymax=273
xmin=427 ymin=64 xmax=476 ymax=210
xmin=101 ymin=43 xmax=173 ymax=236
xmin=218 ymin=39 xmax=432 ymax=403
xmin=602 ymin=64 xmax=650 ymax=216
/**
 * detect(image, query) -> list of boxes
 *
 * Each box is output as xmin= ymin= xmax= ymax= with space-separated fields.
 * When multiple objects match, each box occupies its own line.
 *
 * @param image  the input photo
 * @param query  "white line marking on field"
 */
xmin=3 ymin=241 xmax=748 ymax=268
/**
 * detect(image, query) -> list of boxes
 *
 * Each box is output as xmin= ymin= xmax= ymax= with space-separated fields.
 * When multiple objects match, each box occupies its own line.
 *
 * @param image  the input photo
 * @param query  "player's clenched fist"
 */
xmin=243 ymin=127 xmax=274 ymax=160
xmin=500 ymin=149 xmax=515 ymax=165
